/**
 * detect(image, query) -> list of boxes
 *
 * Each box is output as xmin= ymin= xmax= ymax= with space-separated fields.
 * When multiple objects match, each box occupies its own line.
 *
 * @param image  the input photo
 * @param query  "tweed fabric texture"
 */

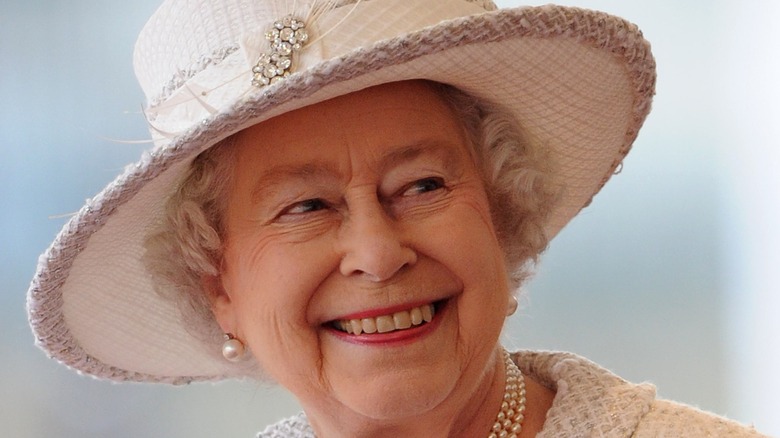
xmin=256 ymin=351 xmax=767 ymax=437
xmin=27 ymin=0 xmax=656 ymax=383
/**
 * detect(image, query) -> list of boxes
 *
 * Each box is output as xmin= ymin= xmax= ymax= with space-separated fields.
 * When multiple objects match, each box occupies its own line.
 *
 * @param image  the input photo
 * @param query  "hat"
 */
xmin=27 ymin=0 xmax=655 ymax=384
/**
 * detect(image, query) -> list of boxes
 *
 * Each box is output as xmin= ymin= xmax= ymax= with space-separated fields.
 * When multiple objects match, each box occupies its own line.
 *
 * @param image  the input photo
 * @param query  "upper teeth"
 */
xmin=334 ymin=304 xmax=435 ymax=335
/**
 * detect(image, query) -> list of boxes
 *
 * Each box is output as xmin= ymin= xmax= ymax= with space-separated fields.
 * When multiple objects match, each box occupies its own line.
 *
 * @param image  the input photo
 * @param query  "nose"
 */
xmin=338 ymin=198 xmax=417 ymax=282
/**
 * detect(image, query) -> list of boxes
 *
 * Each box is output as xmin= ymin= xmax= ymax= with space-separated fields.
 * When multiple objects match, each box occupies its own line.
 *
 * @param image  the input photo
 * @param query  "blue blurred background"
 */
xmin=2 ymin=0 xmax=778 ymax=436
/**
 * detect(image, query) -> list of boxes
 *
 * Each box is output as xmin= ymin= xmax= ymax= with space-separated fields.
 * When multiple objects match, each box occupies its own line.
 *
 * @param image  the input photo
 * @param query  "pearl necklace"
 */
xmin=488 ymin=350 xmax=527 ymax=438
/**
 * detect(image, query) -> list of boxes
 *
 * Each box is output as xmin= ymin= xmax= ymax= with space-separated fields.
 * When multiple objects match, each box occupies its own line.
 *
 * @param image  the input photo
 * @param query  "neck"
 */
xmin=304 ymin=347 xmax=508 ymax=438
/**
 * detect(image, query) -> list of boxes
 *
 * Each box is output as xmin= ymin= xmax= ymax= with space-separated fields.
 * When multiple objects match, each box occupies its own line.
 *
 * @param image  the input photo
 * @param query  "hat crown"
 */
xmin=133 ymin=0 xmax=496 ymax=107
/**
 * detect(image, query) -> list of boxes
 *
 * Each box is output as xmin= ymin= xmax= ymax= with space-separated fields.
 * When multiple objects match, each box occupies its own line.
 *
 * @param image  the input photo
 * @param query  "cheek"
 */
xmin=423 ymin=192 xmax=509 ymax=316
xmin=220 ymin=237 xmax=339 ymax=379
xmin=224 ymin=232 xmax=334 ymax=312
xmin=427 ymin=189 xmax=505 ymax=275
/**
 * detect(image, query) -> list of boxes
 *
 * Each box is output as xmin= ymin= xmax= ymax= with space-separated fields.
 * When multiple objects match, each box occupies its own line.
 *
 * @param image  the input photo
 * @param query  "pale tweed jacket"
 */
xmin=257 ymin=351 xmax=767 ymax=437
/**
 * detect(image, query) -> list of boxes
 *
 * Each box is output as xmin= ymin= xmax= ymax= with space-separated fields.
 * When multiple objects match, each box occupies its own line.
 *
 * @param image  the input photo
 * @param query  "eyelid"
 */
xmin=399 ymin=176 xmax=446 ymax=197
xmin=381 ymin=162 xmax=446 ymax=193
xmin=273 ymin=198 xmax=330 ymax=223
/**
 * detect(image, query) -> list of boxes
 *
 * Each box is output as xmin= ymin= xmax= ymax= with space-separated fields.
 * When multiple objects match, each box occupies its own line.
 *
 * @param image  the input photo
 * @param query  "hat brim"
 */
xmin=27 ymin=4 xmax=655 ymax=384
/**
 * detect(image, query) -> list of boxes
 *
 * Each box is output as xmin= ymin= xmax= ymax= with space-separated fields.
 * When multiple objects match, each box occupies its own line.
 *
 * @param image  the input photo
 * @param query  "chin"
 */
xmin=336 ymin=370 xmax=457 ymax=422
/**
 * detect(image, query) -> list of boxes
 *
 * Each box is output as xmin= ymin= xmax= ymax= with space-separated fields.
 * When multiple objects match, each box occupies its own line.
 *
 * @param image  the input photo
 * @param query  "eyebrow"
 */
xmin=249 ymin=139 xmax=466 ymax=205
xmin=378 ymin=140 xmax=465 ymax=176
xmin=250 ymin=161 xmax=341 ymax=205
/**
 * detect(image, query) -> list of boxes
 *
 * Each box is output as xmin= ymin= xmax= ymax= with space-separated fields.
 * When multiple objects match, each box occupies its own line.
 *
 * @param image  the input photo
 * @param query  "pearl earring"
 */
xmin=222 ymin=333 xmax=245 ymax=362
xmin=506 ymin=295 xmax=518 ymax=316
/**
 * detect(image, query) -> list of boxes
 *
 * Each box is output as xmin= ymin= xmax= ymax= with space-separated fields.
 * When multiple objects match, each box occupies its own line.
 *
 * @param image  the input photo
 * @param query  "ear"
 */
xmin=201 ymin=273 xmax=238 ymax=335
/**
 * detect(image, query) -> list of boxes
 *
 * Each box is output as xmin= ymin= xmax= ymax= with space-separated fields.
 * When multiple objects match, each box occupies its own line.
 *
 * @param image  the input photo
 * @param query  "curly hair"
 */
xmin=432 ymin=83 xmax=558 ymax=286
xmin=143 ymin=81 xmax=559 ymax=363
xmin=143 ymin=136 xmax=238 ymax=356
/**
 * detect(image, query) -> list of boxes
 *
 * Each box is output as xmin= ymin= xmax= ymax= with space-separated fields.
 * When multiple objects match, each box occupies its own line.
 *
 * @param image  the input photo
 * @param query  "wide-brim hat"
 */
xmin=27 ymin=0 xmax=655 ymax=384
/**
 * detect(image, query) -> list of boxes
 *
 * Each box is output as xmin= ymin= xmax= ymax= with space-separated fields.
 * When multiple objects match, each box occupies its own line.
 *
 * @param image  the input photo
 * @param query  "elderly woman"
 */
xmin=27 ymin=0 xmax=765 ymax=437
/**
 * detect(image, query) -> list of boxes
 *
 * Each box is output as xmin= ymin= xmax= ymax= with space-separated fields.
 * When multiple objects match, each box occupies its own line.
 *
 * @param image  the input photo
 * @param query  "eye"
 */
xmin=280 ymin=198 xmax=329 ymax=217
xmin=401 ymin=177 xmax=445 ymax=197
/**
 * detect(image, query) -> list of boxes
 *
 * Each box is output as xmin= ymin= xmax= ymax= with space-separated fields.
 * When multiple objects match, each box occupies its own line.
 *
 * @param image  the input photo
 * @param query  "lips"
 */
xmin=331 ymin=303 xmax=436 ymax=335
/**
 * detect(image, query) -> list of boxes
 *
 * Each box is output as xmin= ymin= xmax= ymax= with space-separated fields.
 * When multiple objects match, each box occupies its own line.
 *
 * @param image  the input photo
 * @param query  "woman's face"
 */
xmin=214 ymin=81 xmax=510 ymax=423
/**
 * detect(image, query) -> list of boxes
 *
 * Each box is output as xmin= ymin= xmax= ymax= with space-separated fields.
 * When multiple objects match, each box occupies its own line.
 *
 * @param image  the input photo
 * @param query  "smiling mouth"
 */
xmin=330 ymin=302 xmax=439 ymax=335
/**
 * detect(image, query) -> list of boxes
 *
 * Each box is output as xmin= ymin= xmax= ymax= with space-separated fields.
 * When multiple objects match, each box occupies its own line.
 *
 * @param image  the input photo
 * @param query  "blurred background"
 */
xmin=2 ymin=0 xmax=778 ymax=436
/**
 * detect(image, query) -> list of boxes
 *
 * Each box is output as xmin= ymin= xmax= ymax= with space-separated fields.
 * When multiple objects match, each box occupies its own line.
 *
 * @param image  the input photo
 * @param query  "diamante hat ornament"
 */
xmin=252 ymin=15 xmax=309 ymax=87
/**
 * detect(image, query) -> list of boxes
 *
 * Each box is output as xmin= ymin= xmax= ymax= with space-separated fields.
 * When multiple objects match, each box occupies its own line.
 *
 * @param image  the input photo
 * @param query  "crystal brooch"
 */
xmin=252 ymin=16 xmax=309 ymax=87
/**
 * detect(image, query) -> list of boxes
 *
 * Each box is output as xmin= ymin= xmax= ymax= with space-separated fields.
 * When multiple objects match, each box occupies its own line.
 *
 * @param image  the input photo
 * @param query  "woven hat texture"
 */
xmin=27 ymin=0 xmax=656 ymax=383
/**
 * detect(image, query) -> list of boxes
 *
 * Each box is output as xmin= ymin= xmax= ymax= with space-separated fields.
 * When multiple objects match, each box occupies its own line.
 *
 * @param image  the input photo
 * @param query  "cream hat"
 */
xmin=27 ymin=0 xmax=655 ymax=384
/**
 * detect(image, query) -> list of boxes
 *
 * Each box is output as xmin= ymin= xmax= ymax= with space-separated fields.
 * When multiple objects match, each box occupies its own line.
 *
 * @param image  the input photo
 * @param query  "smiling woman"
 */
xmin=144 ymin=80 xmax=557 ymax=435
xmin=208 ymin=81 xmax=540 ymax=435
xmin=25 ymin=0 xmax=768 ymax=437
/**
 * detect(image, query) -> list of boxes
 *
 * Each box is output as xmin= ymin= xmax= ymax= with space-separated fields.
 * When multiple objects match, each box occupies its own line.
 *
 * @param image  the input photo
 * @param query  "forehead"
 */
xmin=230 ymin=80 xmax=472 ymax=175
